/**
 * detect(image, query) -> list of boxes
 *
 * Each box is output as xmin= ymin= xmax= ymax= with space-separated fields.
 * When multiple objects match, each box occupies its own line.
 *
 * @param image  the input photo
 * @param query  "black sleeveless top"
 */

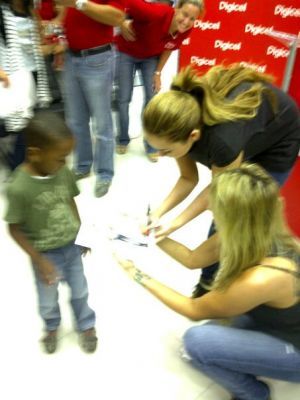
xmin=247 ymin=263 xmax=300 ymax=350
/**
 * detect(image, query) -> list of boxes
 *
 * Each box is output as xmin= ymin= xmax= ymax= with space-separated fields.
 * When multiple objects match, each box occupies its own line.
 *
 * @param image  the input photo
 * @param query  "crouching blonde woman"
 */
xmin=142 ymin=64 xmax=300 ymax=297
xmin=117 ymin=164 xmax=300 ymax=400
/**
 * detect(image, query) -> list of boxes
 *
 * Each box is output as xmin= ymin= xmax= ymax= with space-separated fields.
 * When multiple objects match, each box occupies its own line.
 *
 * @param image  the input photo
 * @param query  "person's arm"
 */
xmin=70 ymin=198 xmax=81 ymax=223
xmin=0 ymin=69 xmax=9 ymax=87
xmin=126 ymin=0 xmax=167 ymax=22
xmin=8 ymin=224 xmax=58 ymax=285
xmin=118 ymin=259 xmax=279 ymax=320
xmin=58 ymin=0 xmax=125 ymax=26
xmin=157 ymin=233 xmax=220 ymax=269
xmin=70 ymin=198 xmax=90 ymax=255
xmin=155 ymin=151 xmax=245 ymax=238
xmin=153 ymin=155 xmax=199 ymax=219
xmin=52 ymin=5 xmax=67 ymax=24
xmin=152 ymin=50 xmax=171 ymax=93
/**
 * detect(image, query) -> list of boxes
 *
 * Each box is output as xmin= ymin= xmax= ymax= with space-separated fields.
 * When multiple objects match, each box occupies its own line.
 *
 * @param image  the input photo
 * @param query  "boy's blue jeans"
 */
xmin=184 ymin=317 xmax=300 ymax=400
xmin=33 ymin=242 xmax=96 ymax=332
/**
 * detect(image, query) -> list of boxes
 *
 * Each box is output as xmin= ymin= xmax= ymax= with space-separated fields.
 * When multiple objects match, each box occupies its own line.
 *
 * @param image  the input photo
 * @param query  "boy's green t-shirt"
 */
xmin=5 ymin=166 xmax=81 ymax=251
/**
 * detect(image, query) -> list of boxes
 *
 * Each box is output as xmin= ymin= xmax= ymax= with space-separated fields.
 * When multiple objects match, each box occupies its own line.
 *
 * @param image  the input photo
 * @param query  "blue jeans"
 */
xmin=116 ymin=51 xmax=158 ymax=154
xmin=183 ymin=319 xmax=300 ymax=400
xmin=64 ymin=50 xmax=114 ymax=182
xmin=201 ymin=168 xmax=292 ymax=283
xmin=33 ymin=242 xmax=96 ymax=332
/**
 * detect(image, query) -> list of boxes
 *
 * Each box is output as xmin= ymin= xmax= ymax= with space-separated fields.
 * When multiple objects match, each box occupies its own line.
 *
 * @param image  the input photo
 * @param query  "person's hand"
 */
xmin=52 ymin=42 xmax=67 ymax=54
xmin=152 ymin=222 xmax=175 ymax=242
xmin=0 ymin=69 xmax=10 ymax=87
xmin=152 ymin=74 xmax=161 ymax=93
xmin=114 ymin=255 xmax=136 ymax=278
xmin=34 ymin=256 xmax=59 ymax=285
xmin=41 ymin=43 xmax=56 ymax=56
xmin=79 ymin=245 xmax=91 ymax=257
xmin=140 ymin=214 xmax=160 ymax=235
xmin=141 ymin=216 xmax=174 ymax=242
xmin=114 ymin=254 xmax=151 ymax=286
xmin=120 ymin=20 xmax=136 ymax=41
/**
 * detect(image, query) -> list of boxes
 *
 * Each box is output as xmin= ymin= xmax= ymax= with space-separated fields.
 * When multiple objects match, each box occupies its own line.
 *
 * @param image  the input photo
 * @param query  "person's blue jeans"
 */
xmin=201 ymin=168 xmax=292 ymax=283
xmin=183 ymin=318 xmax=300 ymax=400
xmin=33 ymin=242 xmax=96 ymax=332
xmin=64 ymin=50 xmax=114 ymax=182
xmin=116 ymin=51 xmax=158 ymax=154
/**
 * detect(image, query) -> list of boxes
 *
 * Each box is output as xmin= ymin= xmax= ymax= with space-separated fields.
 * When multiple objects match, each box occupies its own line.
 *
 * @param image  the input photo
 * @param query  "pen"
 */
xmin=147 ymin=204 xmax=152 ymax=227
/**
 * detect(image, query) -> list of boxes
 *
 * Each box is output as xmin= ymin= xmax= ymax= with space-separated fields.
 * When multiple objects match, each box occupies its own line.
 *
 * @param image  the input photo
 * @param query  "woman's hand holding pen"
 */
xmin=141 ymin=210 xmax=174 ymax=242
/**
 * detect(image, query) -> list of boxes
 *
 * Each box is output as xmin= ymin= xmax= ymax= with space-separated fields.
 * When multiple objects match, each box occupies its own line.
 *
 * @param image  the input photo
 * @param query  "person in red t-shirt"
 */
xmin=58 ymin=0 xmax=125 ymax=197
xmin=115 ymin=0 xmax=204 ymax=161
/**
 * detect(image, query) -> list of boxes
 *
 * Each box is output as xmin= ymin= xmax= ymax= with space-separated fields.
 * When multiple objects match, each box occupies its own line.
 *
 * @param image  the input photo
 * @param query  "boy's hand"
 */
xmin=79 ymin=245 xmax=91 ymax=257
xmin=34 ymin=256 xmax=58 ymax=285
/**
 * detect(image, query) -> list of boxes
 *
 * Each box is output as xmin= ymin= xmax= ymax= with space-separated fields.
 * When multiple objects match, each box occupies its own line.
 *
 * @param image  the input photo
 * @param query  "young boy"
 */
xmin=5 ymin=111 xmax=97 ymax=354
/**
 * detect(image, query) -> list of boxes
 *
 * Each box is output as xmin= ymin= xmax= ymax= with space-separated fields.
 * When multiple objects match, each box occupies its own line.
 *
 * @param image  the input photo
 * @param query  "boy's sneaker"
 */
xmin=95 ymin=180 xmax=111 ymax=198
xmin=42 ymin=330 xmax=57 ymax=354
xmin=116 ymin=145 xmax=128 ymax=155
xmin=146 ymin=152 xmax=159 ymax=163
xmin=74 ymin=171 xmax=90 ymax=181
xmin=80 ymin=328 xmax=98 ymax=353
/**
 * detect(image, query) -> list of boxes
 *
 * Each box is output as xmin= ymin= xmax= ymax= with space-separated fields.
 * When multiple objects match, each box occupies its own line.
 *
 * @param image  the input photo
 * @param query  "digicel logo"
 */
xmin=194 ymin=20 xmax=221 ymax=30
xmin=191 ymin=56 xmax=217 ymax=67
xmin=215 ymin=40 xmax=242 ymax=51
xmin=274 ymin=5 xmax=300 ymax=18
xmin=267 ymin=45 xmax=289 ymax=58
xmin=219 ymin=1 xmax=247 ymax=13
xmin=240 ymin=61 xmax=267 ymax=73
xmin=245 ymin=23 xmax=273 ymax=36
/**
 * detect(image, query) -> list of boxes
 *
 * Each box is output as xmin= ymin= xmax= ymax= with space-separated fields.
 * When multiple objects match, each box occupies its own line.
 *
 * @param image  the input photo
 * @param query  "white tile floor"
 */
xmin=1 ymin=60 xmax=300 ymax=400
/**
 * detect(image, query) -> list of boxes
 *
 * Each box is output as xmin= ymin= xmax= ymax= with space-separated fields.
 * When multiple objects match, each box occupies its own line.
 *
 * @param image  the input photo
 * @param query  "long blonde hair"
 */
xmin=143 ymin=64 xmax=275 ymax=142
xmin=177 ymin=0 xmax=205 ymax=13
xmin=210 ymin=163 xmax=299 ymax=291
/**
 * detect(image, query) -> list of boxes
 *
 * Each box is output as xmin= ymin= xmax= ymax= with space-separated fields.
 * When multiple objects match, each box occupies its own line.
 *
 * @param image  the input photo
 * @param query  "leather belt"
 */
xmin=69 ymin=44 xmax=112 ymax=57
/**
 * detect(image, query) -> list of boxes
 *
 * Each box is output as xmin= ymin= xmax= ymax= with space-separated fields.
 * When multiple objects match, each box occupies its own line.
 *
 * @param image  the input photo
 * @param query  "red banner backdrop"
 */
xmin=179 ymin=0 xmax=300 ymax=105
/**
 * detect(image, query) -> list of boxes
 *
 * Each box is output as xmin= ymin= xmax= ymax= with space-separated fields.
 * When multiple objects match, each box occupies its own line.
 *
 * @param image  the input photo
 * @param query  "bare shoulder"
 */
xmin=243 ymin=257 xmax=299 ymax=306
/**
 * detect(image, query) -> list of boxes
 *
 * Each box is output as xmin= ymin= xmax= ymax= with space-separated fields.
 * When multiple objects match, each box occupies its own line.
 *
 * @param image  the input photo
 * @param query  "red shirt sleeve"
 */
xmin=125 ymin=0 xmax=170 ymax=22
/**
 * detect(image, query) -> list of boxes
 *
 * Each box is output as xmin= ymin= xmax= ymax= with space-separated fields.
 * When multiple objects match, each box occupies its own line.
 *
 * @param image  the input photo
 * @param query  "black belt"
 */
xmin=69 ymin=44 xmax=112 ymax=57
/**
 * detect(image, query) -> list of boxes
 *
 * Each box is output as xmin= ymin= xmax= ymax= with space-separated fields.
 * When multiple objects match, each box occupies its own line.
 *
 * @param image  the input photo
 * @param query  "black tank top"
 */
xmin=247 ymin=263 xmax=300 ymax=350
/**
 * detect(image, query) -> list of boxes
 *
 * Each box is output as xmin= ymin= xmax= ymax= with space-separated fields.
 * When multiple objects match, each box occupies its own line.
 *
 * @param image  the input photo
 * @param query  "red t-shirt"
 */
xmin=37 ymin=0 xmax=57 ymax=20
xmin=116 ymin=0 xmax=192 ymax=58
xmin=64 ymin=0 xmax=124 ymax=51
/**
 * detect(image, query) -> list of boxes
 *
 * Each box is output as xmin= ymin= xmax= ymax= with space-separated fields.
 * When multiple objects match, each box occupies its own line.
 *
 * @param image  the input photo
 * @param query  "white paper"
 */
xmin=0 ymin=70 xmax=36 ymax=118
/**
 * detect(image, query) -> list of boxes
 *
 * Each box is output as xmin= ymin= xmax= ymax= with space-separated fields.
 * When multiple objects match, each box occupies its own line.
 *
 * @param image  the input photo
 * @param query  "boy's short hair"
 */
xmin=24 ymin=111 xmax=73 ymax=149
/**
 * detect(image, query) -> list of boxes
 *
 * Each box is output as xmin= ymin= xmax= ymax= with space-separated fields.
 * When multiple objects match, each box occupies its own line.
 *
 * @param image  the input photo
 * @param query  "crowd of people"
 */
xmin=1 ymin=1 xmax=300 ymax=399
